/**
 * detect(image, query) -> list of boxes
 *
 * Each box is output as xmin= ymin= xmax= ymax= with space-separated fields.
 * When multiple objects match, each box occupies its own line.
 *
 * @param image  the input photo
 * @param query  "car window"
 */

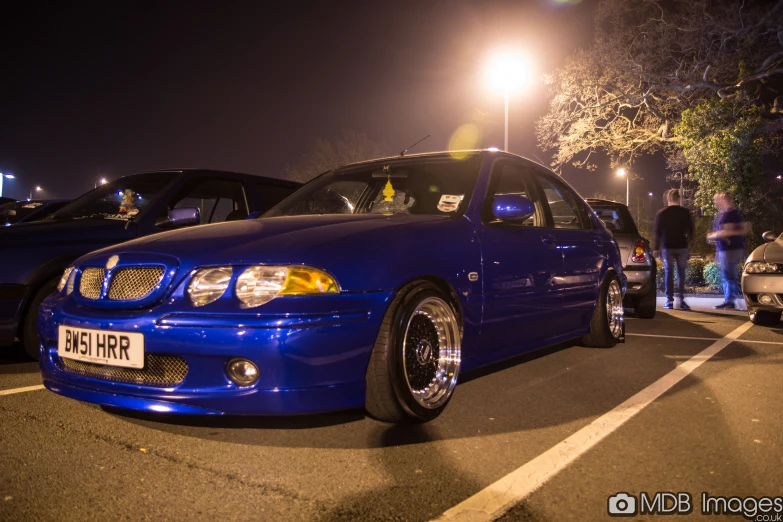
xmin=0 ymin=201 xmax=44 ymax=225
xmin=166 ymin=179 xmax=248 ymax=224
xmin=255 ymin=182 xmax=299 ymax=213
xmin=535 ymin=174 xmax=590 ymax=230
xmin=589 ymin=204 xmax=638 ymax=234
xmin=484 ymin=161 xmax=543 ymax=227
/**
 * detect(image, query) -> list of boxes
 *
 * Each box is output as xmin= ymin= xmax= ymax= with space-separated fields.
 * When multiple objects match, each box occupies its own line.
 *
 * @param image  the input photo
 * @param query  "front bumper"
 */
xmin=38 ymin=291 xmax=394 ymax=415
xmin=742 ymin=274 xmax=783 ymax=312
xmin=0 ymin=284 xmax=29 ymax=346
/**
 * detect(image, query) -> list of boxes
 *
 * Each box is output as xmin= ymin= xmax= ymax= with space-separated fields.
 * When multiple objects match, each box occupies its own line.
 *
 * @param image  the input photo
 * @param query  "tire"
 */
xmin=749 ymin=310 xmax=781 ymax=326
xmin=22 ymin=278 xmax=59 ymax=360
xmin=634 ymin=285 xmax=657 ymax=319
xmin=581 ymin=273 xmax=624 ymax=348
xmin=365 ymin=281 xmax=462 ymax=423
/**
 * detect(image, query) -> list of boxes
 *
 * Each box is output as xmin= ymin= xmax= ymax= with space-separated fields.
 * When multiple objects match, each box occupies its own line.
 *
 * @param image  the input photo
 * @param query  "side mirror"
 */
xmin=156 ymin=207 xmax=201 ymax=228
xmin=492 ymin=194 xmax=535 ymax=222
xmin=246 ymin=211 xmax=262 ymax=220
xmin=762 ymin=230 xmax=778 ymax=243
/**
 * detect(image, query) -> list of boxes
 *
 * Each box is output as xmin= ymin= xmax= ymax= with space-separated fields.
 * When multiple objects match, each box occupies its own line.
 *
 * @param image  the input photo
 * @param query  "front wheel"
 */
xmin=749 ymin=310 xmax=781 ymax=326
xmin=365 ymin=282 xmax=462 ymax=423
xmin=582 ymin=274 xmax=624 ymax=348
xmin=22 ymin=278 xmax=59 ymax=360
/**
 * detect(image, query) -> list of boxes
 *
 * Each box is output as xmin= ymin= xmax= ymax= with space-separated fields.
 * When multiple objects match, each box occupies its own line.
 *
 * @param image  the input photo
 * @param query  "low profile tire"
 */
xmin=749 ymin=310 xmax=781 ymax=326
xmin=582 ymin=273 xmax=624 ymax=348
xmin=634 ymin=285 xmax=657 ymax=319
xmin=22 ymin=277 xmax=59 ymax=361
xmin=365 ymin=281 xmax=462 ymax=423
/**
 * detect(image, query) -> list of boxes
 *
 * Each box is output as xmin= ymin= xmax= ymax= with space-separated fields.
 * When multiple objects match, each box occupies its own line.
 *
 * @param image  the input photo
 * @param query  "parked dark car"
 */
xmin=0 ymin=199 xmax=71 ymax=226
xmin=586 ymin=199 xmax=656 ymax=318
xmin=0 ymin=197 xmax=15 ymax=206
xmin=39 ymin=151 xmax=626 ymax=423
xmin=0 ymin=169 xmax=300 ymax=358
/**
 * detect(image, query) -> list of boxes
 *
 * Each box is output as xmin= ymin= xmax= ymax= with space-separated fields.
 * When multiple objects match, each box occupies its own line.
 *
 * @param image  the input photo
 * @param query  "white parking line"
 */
xmin=434 ymin=321 xmax=753 ymax=522
xmin=0 ymin=384 xmax=45 ymax=396
xmin=628 ymin=332 xmax=783 ymax=346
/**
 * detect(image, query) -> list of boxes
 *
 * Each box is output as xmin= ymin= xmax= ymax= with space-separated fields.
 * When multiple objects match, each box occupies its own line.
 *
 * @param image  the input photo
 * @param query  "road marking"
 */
xmin=628 ymin=332 xmax=783 ymax=346
xmin=434 ymin=321 xmax=753 ymax=522
xmin=627 ymin=333 xmax=720 ymax=341
xmin=0 ymin=385 xmax=45 ymax=396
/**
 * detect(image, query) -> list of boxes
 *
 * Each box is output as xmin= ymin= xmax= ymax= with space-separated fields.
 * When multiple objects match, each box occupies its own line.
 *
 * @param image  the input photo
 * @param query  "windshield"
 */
xmin=0 ymin=201 xmax=45 ymax=225
xmin=49 ymin=172 xmax=177 ymax=221
xmin=265 ymin=155 xmax=482 ymax=218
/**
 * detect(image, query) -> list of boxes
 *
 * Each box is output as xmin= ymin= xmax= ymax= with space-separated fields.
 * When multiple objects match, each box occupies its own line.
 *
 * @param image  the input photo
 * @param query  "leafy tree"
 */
xmin=282 ymin=131 xmax=389 ymax=182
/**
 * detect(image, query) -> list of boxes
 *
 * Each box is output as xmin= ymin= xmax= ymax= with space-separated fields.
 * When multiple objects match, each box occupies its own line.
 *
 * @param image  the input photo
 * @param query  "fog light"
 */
xmin=226 ymin=358 xmax=259 ymax=386
xmin=759 ymin=294 xmax=773 ymax=305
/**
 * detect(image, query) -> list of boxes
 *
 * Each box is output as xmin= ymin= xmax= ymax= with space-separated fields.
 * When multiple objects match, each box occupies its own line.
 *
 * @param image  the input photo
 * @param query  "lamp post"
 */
xmin=0 ymin=173 xmax=14 ymax=198
xmin=617 ymin=168 xmax=629 ymax=205
xmin=486 ymin=51 xmax=532 ymax=152
xmin=29 ymin=186 xmax=42 ymax=201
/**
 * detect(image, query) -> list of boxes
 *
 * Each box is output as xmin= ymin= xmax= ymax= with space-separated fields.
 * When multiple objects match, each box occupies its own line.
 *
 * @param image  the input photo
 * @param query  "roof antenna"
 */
xmin=399 ymin=134 xmax=431 ymax=156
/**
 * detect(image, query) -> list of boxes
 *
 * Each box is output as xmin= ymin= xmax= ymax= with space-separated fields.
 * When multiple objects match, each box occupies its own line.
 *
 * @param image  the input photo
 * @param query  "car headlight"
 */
xmin=235 ymin=265 xmax=339 ymax=308
xmin=57 ymin=267 xmax=75 ymax=293
xmin=188 ymin=267 xmax=233 ymax=307
xmin=744 ymin=262 xmax=781 ymax=274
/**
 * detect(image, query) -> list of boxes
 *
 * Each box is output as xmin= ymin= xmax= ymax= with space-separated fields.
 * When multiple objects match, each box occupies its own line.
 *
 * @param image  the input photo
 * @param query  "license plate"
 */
xmin=58 ymin=325 xmax=144 ymax=369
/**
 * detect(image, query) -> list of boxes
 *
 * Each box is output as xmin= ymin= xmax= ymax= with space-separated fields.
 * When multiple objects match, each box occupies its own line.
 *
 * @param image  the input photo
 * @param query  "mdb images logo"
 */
xmin=608 ymin=493 xmax=637 ymax=516
xmin=608 ymin=492 xmax=693 ymax=517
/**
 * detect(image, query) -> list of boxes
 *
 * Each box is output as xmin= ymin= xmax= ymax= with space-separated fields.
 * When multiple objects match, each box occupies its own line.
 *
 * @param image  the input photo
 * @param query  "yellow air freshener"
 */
xmin=383 ymin=177 xmax=395 ymax=202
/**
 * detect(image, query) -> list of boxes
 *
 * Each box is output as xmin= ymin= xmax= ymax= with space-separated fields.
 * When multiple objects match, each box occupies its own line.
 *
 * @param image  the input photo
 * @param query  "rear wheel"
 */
xmin=634 ymin=285 xmax=657 ymax=319
xmin=749 ymin=310 xmax=781 ymax=326
xmin=365 ymin=281 xmax=462 ymax=423
xmin=22 ymin=278 xmax=58 ymax=360
xmin=582 ymin=274 xmax=624 ymax=348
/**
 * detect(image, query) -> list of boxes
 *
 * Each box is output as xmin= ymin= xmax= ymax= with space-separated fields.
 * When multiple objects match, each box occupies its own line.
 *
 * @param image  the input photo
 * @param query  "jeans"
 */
xmin=718 ymin=249 xmax=743 ymax=302
xmin=663 ymin=248 xmax=689 ymax=301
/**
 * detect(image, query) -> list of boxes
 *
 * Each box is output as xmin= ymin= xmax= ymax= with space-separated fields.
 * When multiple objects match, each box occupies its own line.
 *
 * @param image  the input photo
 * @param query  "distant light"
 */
xmin=616 ymin=168 xmax=627 ymax=177
xmin=777 ymin=174 xmax=782 ymax=180
xmin=117 ymin=190 xmax=123 ymax=196
xmin=648 ymin=192 xmax=653 ymax=196
xmin=3 ymin=173 xmax=13 ymax=179
xmin=488 ymin=147 xmax=499 ymax=152
xmin=35 ymin=186 xmax=42 ymax=191
xmin=100 ymin=178 xmax=108 ymax=185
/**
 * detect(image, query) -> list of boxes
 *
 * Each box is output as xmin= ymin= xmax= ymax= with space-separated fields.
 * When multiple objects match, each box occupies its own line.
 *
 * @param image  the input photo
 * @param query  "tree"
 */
xmin=537 ymin=0 xmax=783 ymax=190
xmin=282 ymin=131 xmax=389 ymax=182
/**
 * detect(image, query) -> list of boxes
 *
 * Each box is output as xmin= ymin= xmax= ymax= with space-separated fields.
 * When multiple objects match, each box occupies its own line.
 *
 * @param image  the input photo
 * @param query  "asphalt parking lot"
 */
xmin=1 ymin=305 xmax=781 ymax=522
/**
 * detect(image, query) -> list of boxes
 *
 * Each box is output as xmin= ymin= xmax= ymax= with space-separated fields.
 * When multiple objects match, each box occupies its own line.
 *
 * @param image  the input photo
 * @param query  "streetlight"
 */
xmin=648 ymin=192 xmax=654 ymax=197
xmin=616 ymin=168 xmax=629 ymax=205
xmin=95 ymin=177 xmax=108 ymax=188
xmin=0 ymin=173 xmax=14 ymax=198
xmin=29 ymin=185 xmax=42 ymax=201
xmin=486 ymin=50 xmax=532 ymax=152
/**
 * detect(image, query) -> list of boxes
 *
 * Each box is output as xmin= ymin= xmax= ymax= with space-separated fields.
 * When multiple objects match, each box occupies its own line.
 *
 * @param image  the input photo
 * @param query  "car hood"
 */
xmin=81 ymin=213 xmax=448 ymax=267
xmin=763 ymin=237 xmax=783 ymax=262
xmin=0 ymin=218 xmax=133 ymax=246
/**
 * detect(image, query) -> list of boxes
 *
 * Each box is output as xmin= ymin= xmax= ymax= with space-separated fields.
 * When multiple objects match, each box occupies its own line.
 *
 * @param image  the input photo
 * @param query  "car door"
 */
xmin=479 ymin=159 xmax=564 ymax=350
xmin=531 ymin=171 xmax=604 ymax=331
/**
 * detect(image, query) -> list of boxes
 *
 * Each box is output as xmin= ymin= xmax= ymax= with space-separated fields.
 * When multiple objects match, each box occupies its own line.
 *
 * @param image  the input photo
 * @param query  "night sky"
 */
xmin=0 ymin=0 xmax=672 ymax=206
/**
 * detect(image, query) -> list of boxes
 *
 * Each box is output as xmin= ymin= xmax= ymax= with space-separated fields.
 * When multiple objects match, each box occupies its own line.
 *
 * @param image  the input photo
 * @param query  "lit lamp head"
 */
xmin=100 ymin=178 xmax=108 ymax=185
xmin=486 ymin=51 xmax=532 ymax=93
xmin=616 ymin=168 xmax=627 ymax=177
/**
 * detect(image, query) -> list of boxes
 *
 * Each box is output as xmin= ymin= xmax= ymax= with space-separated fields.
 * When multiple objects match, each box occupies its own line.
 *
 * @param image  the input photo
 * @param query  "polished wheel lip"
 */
xmin=401 ymin=296 xmax=461 ymax=410
xmin=606 ymin=279 xmax=624 ymax=339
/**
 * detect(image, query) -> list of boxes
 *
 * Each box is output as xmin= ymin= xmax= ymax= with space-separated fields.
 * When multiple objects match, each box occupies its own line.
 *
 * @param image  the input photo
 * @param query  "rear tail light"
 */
xmin=632 ymin=240 xmax=647 ymax=263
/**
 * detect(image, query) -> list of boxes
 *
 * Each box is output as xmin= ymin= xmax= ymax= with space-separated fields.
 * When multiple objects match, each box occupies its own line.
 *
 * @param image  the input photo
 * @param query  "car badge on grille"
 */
xmin=106 ymin=255 xmax=120 ymax=270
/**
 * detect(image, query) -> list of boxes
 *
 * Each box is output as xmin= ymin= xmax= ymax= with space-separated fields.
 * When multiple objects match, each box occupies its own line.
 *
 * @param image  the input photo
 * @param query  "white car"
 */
xmin=742 ymin=231 xmax=783 ymax=325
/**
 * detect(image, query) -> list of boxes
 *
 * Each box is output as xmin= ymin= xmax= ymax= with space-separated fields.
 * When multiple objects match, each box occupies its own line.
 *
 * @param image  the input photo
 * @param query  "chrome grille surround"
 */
xmin=60 ymin=354 xmax=188 ymax=387
xmin=108 ymin=267 xmax=165 ymax=301
xmin=79 ymin=268 xmax=106 ymax=300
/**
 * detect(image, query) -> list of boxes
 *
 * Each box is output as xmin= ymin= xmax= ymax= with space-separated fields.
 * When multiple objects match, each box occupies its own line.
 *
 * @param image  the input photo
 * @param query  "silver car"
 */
xmin=742 ymin=231 xmax=783 ymax=326
xmin=587 ymin=199 xmax=656 ymax=319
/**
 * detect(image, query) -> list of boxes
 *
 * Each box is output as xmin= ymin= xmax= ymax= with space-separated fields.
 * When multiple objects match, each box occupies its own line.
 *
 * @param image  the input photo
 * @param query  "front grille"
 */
xmin=108 ymin=267 xmax=165 ymax=300
xmin=79 ymin=268 xmax=105 ymax=299
xmin=60 ymin=354 xmax=188 ymax=387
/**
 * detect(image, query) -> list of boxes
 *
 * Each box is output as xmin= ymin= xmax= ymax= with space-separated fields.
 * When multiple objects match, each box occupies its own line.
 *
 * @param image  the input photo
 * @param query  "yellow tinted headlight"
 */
xmin=235 ymin=265 xmax=339 ymax=308
xmin=281 ymin=267 xmax=339 ymax=295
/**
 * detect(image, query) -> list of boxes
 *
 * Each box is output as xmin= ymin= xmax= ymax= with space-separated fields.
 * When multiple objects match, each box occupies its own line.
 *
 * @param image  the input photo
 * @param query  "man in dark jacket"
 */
xmin=653 ymin=189 xmax=694 ymax=310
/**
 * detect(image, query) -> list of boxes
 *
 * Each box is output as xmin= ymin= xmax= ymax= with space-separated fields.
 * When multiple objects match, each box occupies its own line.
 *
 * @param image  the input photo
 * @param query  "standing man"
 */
xmin=708 ymin=192 xmax=746 ymax=309
xmin=653 ymin=189 xmax=694 ymax=310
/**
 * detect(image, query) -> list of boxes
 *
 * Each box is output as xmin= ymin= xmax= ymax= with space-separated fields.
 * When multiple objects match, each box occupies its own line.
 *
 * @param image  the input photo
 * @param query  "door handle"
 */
xmin=541 ymin=235 xmax=556 ymax=247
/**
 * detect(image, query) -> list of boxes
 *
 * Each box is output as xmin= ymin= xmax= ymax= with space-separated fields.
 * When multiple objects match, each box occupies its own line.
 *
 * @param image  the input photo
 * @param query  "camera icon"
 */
xmin=608 ymin=493 xmax=637 ymax=516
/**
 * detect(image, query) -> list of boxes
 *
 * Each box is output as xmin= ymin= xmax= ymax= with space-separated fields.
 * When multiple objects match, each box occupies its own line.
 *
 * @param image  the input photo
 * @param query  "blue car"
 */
xmin=0 ymin=199 xmax=72 ymax=226
xmin=38 ymin=151 xmax=625 ymax=423
xmin=1 ymin=169 xmax=299 ymax=359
